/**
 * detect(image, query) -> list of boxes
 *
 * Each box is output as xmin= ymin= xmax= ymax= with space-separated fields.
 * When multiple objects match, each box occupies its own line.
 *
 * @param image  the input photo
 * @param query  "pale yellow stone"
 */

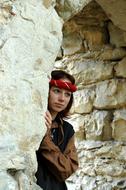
xmin=72 ymin=88 xmax=95 ymax=114
xmin=108 ymin=22 xmax=126 ymax=48
xmin=100 ymin=48 xmax=126 ymax=61
xmin=114 ymin=57 xmax=126 ymax=78
xmin=96 ymin=0 xmax=126 ymax=31
xmin=94 ymin=79 xmax=126 ymax=109
xmin=63 ymin=54 xmax=113 ymax=85
xmin=112 ymin=109 xmax=126 ymax=141
xmin=84 ymin=110 xmax=112 ymax=141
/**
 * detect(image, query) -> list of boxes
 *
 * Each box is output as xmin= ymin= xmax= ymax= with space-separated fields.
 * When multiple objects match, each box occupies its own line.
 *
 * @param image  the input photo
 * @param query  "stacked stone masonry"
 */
xmin=55 ymin=1 xmax=126 ymax=190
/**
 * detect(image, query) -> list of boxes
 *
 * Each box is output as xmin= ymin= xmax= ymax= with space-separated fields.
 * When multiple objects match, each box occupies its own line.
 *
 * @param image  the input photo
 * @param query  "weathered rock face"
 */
xmin=96 ymin=0 xmax=126 ymax=31
xmin=56 ymin=0 xmax=93 ymax=21
xmin=0 ymin=0 xmax=62 ymax=189
xmin=55 ymin=0 xmax=126 ymax=189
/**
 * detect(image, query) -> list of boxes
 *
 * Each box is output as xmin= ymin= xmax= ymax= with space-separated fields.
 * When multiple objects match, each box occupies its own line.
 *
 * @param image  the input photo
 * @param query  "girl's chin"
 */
xmin=53 ymin=107 xmax=64 ymax=112
xmin=54 ymin=108 xmax=63 ymax=112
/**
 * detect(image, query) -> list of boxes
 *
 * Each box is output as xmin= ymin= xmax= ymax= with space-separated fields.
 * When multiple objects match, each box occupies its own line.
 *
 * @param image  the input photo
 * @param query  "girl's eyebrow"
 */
xmin=53 ymin=86 xmax=72 ymax=93
xmin=53 ymin=87 xmax=60 ymax=89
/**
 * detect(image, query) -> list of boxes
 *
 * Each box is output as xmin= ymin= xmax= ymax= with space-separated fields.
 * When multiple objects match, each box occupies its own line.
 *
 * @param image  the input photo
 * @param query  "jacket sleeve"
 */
xmin=38 ymin=131 xmax=78 ymax=182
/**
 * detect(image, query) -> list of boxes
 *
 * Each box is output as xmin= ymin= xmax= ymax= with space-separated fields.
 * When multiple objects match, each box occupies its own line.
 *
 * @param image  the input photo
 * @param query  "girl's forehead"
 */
xmin=51 ymin=86 xmax=71 ymax=93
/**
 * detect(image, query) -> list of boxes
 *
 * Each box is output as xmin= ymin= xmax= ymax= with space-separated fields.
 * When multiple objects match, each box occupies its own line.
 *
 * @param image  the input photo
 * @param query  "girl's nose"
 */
xmin=59 ymin=93 xmax=65 ymax=101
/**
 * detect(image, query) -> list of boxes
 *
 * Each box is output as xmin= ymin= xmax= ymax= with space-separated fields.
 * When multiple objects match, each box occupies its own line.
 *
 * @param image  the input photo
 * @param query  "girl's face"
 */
xmin=48 ymin=79 xmax=72 ymax=115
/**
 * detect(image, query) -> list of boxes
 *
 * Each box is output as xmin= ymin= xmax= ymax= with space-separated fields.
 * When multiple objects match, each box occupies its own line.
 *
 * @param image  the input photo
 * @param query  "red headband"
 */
xmin=49 ymin=79 xmax=77 ymax=92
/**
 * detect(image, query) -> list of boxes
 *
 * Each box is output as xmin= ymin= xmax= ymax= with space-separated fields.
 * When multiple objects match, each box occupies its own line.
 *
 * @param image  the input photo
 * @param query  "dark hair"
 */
xmin=49 ymin=70 xmax=76 ymax=118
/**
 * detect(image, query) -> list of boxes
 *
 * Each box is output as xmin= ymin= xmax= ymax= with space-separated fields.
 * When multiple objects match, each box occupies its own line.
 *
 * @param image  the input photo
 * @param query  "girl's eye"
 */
xmin=53 ymin=88 xmax=60 ymax=93
xmin=65 ymin=92 xmax=71 ymax=97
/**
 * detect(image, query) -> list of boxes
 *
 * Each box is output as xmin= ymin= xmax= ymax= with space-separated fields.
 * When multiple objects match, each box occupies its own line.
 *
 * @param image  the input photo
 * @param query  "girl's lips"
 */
xmin=55 ymin=103 xmax=64 ymax=107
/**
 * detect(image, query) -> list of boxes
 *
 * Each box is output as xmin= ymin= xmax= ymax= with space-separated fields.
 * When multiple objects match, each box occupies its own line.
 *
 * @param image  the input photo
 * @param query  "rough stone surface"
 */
xmin=108 ymin=21 xmax=126 ymax=48
xmin=96 ymin=0 xmax=126 ymax=31
xmin=54 ymin=1 xmax=126 ymax=189
xmin=112 ymin=109 xmax=126 ymax=141
xmin=71 ymin=88 xmax=95 ymax=114
xmin=66 ymin=141 xmax=126 ymax=190
xmin=114 ymin=57 xmax=126 ymax=78
xmin=56 ymin=0 xmax=92 ymax=21
xmin=58 ymin=54 xmax=114 ymax=87
xmin=94 ymin=79 xmax=126 ymax=109
xmin=0 ymin=0 xmax=62 ymax=189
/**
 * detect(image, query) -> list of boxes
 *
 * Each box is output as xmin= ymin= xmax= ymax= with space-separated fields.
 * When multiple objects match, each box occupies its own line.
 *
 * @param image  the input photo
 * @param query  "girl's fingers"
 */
xmin=45 ymin=120 xmax=51 ymax=129
xmin=45 ymin=110 xmax=52 ymax=120
xmin=45 ymin=112 xmax=52 ymax=124
xmin=45 ymin=117 xmax=52 ymax=128
xmin=45 ymin=111 xmax=52 ymax=129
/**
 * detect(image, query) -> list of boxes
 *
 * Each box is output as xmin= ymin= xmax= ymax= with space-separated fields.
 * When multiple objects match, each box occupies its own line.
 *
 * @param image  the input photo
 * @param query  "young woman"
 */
xmin=36 ymin=70 xmax=78 ymax=190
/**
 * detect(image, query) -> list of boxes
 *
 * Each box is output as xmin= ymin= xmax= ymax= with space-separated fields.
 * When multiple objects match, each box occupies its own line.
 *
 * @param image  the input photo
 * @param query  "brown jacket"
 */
xmin=36 ymin=119 xmax=78 ymax=190
xmin=40 ymin=131 xmax=78 ymax=181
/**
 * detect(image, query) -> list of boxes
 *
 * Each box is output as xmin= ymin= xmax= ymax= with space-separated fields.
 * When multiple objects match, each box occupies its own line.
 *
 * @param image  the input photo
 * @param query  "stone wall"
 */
xmin=55 ymin=1 xmax=126 ymax=189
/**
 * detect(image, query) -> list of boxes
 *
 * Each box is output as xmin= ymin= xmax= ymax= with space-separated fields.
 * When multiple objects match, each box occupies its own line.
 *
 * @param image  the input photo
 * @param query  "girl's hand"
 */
xmin=45 ymin=110 xmax=52 ymax=130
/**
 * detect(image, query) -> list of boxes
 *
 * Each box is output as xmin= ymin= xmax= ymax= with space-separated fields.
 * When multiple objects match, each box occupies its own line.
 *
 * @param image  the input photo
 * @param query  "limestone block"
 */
xmin=62 ymin=31 xmax=82 ymax=55
xmin=101 ymin=145 xmax=125 ymax=175
xmin=112 ymin=109 xmax=126 ymax=141
xmin=72 ymin=88 xmax=95 ymax=114
xmin=68 ymin=140 xmax=126 ymax=189
xmin=117 ymin=146 xmax=126 ymax=161
xmin=100 ymin=47 xmax=126 ymax=61
xmin=62 ymin=26 xmax=106 ymax=55
xmin=56 ymin=0 xmax=92 ymax=21
xmin=94 ymin=79 xmax=126 ymax=109
xmin=77 ymin=139 xmax=103 ymax=150
xmin=62 ymin=20 xmax=82 ymax=55
xmin=62 ymin=54 xmax=113 ymax=86
xmin=54 ymin=59 xmax=66 ymax=70
xmin=96 ymin=0 xmax=126 ymax=31
xmin=108 ymin=22 xmax=126 ymax=48
xmin=95 ymin=158 xmax=126 ymax=177
xmin=84 ymin=110 xmax=112 ymax=141
xmin=94 ymin=143 xmax=126 ymax=177
xmin=60 ymin=0 xmax=108 ymax=52
xmin=68 ymin=110 xmax=112 ymax=142
xmin=66 ymin=114 xmax=86 ymax=141
xmin=114 ymin=57 xmax=126 ymax=78
xmin=81 ymin=29 xmax=107 ymax=51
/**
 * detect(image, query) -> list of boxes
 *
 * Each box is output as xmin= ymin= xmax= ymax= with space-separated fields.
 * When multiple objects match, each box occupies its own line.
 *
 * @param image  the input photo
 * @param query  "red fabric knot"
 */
xmin=49 ymin=79 xmax=77 ymax=92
